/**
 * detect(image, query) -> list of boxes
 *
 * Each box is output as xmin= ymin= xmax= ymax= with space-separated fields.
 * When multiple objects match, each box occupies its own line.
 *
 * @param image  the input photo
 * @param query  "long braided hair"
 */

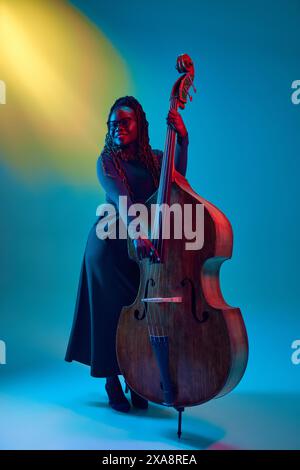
xmin=101 ymin=96 xmax=161 ymax=201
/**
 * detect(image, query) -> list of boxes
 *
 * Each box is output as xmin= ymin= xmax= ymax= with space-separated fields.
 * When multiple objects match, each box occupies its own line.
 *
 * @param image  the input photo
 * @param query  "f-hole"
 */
xmin=181 ymin=277 xmax=209 ymax=323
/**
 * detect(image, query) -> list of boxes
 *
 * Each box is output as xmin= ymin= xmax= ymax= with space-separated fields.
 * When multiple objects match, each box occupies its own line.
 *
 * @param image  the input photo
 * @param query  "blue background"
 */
xmin=0 ymin=0 xmax=299 ymax=449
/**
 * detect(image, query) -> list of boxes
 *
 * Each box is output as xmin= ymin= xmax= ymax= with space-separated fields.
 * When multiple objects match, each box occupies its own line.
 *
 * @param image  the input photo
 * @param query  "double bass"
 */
xmin=116 ymin=54 xmax=248 ymax=437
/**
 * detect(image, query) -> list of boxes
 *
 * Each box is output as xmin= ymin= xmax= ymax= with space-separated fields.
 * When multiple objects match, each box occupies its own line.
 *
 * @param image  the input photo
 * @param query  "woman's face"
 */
xmin=108 ymin=106 xmax=138 ymax=147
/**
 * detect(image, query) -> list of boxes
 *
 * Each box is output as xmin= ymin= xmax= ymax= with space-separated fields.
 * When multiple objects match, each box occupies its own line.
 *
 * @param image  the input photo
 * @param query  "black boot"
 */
xmin=105 ymin=376 xmax=130 ymax=413
xmin=125 ymin=382 xmax=148 ymax=409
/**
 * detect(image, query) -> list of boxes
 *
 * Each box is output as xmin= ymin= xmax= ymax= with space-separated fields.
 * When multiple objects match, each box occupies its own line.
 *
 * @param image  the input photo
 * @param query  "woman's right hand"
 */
xmin=133 ymin=237 xmax=160 ymax=262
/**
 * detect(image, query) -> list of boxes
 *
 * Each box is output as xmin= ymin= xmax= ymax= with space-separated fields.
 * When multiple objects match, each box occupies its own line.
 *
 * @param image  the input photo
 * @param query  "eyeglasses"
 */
xmin=107 ymin=117 xmax=134 ymax=132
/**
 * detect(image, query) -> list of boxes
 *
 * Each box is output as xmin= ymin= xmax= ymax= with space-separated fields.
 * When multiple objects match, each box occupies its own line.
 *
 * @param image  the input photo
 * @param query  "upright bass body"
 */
xmin=116 ymin=170 xmax=248 ymax=407
xmin=116 ymin=54 xmax=248 ymax=409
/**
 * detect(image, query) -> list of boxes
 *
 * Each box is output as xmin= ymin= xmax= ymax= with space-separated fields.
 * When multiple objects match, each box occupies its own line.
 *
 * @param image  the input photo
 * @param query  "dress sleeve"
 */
xmin=97 ymin=154 xmax=150 ymax=236
xmin=97 ymin=153 xmax=134 ymax=209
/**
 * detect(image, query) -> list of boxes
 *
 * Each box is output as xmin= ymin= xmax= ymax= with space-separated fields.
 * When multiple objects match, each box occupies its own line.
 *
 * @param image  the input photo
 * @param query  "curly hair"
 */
xmin=101 ymin=96 xmax=161 ymax=201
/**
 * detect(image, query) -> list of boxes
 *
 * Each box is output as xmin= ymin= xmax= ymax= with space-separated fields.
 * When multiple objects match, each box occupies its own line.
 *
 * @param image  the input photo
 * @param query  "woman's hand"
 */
xmin=133 ymin=237 xmax=160 ymax=262
xmin=166 ymin=109 xmax=187 ymax=138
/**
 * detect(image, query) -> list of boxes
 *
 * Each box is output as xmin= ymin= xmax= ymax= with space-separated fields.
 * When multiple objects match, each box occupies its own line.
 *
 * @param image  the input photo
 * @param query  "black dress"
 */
xmin=65 ymin=134 xmax=189 ymax=377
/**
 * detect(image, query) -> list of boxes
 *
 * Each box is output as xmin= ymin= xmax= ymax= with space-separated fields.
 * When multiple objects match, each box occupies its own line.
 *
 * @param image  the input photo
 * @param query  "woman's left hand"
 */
xmin=166 ymin=109 xmax=187 ymax=138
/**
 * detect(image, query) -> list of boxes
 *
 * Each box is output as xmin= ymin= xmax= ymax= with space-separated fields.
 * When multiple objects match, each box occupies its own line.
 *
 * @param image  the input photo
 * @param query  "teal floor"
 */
xmin=0 ymin=362 xmax=299 ymax=450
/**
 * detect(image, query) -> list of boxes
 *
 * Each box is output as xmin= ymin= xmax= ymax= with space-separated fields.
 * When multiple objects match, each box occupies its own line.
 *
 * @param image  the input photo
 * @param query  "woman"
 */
xmin=65 ymin=96 xmax=189 ymax=412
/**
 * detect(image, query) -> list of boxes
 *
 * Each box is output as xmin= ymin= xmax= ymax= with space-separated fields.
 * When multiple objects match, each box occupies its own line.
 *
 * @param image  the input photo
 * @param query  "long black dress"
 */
xmin=65 ymin=134 xmax=189 ymax=377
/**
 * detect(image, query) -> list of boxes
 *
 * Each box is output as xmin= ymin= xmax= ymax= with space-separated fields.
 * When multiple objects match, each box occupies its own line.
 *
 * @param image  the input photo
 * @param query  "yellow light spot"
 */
xmin=0 ymin=0 xmax=134 ymax=184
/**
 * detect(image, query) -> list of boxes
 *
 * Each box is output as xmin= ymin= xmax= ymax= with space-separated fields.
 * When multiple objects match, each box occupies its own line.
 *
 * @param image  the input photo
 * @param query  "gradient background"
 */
xmin=0 ymin=0 xmax=299 ymax=450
